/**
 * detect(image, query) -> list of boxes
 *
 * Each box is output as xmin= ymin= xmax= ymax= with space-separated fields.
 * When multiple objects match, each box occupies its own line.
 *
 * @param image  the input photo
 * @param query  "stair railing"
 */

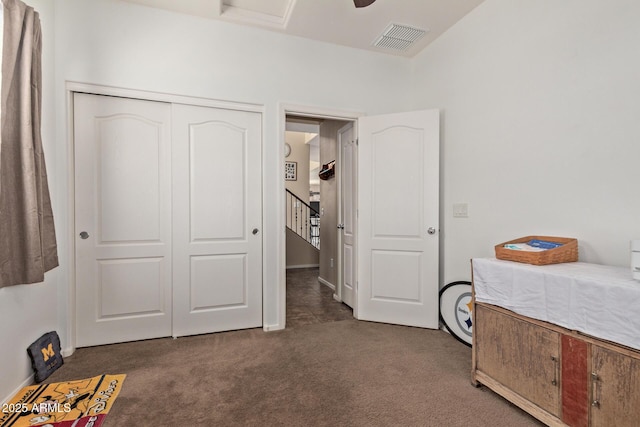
xmin=286 ymin=189 xmax=320 ymax=250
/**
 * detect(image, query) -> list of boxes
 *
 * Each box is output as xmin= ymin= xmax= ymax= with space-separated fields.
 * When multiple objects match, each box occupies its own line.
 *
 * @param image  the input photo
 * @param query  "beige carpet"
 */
xmin=47 ymin=320 xmax=542 ymax=426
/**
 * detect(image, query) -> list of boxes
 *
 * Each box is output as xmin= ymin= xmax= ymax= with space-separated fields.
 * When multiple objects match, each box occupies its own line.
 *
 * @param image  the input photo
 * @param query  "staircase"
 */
xmin=286 ymin=189 xmax=320 ymax=250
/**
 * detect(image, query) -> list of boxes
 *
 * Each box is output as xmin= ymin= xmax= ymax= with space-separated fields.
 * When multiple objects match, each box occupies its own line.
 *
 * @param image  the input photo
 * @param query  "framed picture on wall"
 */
xmin=285 ymin=161 xmax=297 ymax=181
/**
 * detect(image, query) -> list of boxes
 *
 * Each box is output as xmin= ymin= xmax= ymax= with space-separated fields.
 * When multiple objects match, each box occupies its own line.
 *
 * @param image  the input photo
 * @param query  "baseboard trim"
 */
xmin=286 ymin=264 xmax=320 ymax=270
xmin=2 ymin=374 xmax=33 ymax=405
xmin=263 ymin=323 xmax=284 ymax=332
xmin=318 ymin=276 xmax=335 ymax=291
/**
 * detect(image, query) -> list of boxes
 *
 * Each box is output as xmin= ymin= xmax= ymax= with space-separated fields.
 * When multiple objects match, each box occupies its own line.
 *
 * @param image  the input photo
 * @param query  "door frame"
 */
xmin=278 ymin=104 xmax=363 ymax=328
xmin=65 ymin=82 xmax=265 ymax=354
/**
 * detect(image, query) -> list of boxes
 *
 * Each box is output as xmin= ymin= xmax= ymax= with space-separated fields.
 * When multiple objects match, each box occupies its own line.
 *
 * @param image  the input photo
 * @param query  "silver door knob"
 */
xmin=427 ymin=227 xmax=437 ymax=235
xmin=79 ymin=231 xmax=90 ymax=239
xmin=337 ymin=224 xmax=345 ymax=230
xmin=252 ymin=228 xmax=259 ymax=235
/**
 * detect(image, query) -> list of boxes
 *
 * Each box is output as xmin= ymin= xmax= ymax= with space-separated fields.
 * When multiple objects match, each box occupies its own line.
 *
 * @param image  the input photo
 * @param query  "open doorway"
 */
xmin=284 ymin=113 xmax=355 ymax=327
xmin=278 ymin=107 xmax=441 ymax=332
xmin=284 ymin=117 xmax=321 ymax=270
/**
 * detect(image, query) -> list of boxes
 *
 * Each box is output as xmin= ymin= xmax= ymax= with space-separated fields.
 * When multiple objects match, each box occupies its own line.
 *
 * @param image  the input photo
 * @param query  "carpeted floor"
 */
xmin=46 ymin=269 xmax=543 ymax=426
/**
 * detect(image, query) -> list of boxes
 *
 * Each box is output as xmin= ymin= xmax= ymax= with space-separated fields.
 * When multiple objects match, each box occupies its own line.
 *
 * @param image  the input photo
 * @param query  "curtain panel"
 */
xmin=0 ymin=0 xmax=57 ymax=287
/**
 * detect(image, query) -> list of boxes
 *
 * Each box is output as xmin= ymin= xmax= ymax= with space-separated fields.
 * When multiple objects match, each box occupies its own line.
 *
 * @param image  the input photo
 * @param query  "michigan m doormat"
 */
xmin=1 ymin=374 xmax=125 ymax=427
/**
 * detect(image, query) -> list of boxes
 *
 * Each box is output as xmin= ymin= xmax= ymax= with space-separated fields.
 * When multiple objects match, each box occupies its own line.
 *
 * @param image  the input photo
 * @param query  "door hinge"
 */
xmin=356 ymin=138 xmax=359 ymax=146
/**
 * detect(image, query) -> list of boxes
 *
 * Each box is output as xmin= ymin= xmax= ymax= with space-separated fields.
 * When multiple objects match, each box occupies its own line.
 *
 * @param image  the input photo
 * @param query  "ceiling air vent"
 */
xmin=373 ymin=23 xmax=427 ymax=51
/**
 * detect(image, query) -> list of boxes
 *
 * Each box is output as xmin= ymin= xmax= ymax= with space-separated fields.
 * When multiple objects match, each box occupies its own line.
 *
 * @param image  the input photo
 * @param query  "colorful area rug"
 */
xmin=1 ymin=374 xmax=125 ymax=427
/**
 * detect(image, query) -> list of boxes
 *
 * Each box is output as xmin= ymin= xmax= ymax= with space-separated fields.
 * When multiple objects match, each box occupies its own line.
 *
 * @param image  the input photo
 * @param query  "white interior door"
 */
xmin=338 ymin=123 xmax=356 ymax=308
xmin=357 ymin=109 xmax=440 ymax=328
xmin=171 ymin=104 xmax=262 ymax=337
xmin=74 ymin=93 xmax=173 ymax=347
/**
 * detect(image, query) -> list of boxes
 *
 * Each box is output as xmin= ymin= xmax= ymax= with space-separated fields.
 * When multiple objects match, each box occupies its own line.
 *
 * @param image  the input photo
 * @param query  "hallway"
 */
xmin=286 ymin=268 xmax=353 ymax=328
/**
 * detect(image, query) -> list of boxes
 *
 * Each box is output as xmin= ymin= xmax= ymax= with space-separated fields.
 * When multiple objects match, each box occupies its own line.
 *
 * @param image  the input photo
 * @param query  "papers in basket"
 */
xmin=504 ymin=239 xmax=564 ymax=252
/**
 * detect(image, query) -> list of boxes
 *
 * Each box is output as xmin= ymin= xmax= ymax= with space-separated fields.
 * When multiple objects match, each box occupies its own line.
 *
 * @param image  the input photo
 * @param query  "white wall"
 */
xmin=412 ymin=0 xmax=640 ymax=285
xmin=284 ymin=131 xmax=310 ymax=202
xmin=0 ymin=0 xmax=59 ymax=403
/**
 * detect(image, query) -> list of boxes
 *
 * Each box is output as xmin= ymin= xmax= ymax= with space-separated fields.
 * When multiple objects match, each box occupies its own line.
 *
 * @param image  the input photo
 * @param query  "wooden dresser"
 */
xmin=471 ymin=259 xmax=640 ymax=427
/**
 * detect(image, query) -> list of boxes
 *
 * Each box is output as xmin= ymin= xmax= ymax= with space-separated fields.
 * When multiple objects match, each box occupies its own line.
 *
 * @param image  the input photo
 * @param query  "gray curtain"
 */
xmin=0 ymin=0 xmax=57 ymax=288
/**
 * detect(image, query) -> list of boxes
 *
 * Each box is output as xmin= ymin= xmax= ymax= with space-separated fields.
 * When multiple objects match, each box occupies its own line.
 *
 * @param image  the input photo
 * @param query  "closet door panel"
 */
xmin=74 ymin=93 xmax=172 ymax=347
xmin=172 ymin=104 xmax=262 ymax=337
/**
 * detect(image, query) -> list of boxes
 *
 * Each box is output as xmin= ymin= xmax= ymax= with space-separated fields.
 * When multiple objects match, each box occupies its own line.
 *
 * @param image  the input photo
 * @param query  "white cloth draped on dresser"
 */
xmin=473 ymin=258 xmax=640 ymax=351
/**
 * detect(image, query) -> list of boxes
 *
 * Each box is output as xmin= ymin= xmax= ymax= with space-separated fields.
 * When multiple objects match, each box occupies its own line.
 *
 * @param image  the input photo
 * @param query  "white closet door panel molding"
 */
xmin=172 ymin=104 xmax=262 ymax=337
xmin=74 ymin=93 xmax=173 ymax=347
xmin=74 ymin=92 xmax=263 ymax=347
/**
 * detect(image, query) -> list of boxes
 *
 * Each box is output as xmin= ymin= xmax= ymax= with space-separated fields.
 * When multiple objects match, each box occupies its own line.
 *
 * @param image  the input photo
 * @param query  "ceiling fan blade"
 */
xmin=354 ymin=0 xmax=376 ymax=8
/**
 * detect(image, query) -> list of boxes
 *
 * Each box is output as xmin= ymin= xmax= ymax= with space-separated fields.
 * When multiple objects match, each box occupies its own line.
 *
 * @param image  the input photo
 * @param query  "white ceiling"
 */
xmin=121 ymin=0 xmax=485 ymax=57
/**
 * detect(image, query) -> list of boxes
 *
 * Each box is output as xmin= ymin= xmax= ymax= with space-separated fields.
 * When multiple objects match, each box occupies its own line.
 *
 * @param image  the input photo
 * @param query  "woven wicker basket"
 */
xmin=495 ymin=236 xmax=578 ymax=266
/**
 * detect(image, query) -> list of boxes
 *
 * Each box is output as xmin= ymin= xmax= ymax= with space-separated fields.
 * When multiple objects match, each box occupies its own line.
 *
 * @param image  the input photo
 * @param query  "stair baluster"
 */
xmin=286 ymin=189 xmax=320 ymax=250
